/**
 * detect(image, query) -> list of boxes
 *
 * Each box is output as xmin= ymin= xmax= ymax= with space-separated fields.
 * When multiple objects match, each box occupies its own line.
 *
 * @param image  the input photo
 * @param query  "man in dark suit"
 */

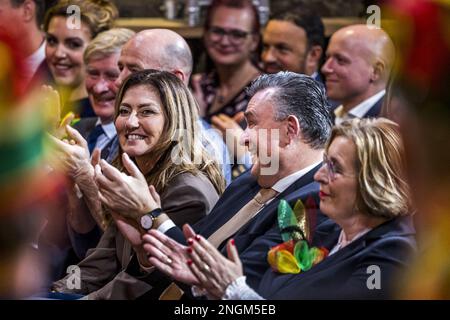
xmin=0 ymin=0 xmax=49 ymax=88
xmin=119 ymin=71 xmax=333 ymax=298
xmin=322 ymin=24 xmax=395 ymax=124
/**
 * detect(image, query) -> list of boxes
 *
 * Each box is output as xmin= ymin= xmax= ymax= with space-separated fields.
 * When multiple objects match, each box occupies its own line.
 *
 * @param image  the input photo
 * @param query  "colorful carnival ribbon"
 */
xmin=267 ymin=199 xmax=328 ymax=274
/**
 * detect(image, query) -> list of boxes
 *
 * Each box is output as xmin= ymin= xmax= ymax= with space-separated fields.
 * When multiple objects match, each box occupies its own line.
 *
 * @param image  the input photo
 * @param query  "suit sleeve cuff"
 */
xmin=157 ymin=218 xmax=176 ymax=233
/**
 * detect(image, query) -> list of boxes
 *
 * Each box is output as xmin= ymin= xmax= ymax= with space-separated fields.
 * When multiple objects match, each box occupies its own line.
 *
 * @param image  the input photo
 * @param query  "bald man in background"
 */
xmin=322 ymin=24 xmax=395 ymax=124
xmin=114 ymin=29 xmax=193 ymax=87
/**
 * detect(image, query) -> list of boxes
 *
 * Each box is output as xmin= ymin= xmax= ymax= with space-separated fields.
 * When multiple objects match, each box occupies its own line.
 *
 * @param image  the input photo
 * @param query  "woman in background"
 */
xmin=43 ymin=0 xmax=118 ymax=118
xmin=191 ymin=0 xmax=262 ymax=179
xmin=191 ymin=0 xmax=261 ymax=124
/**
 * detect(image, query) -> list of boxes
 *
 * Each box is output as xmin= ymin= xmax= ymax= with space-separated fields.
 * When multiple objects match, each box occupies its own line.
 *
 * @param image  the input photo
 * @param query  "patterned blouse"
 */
xmin=196 ymin=71 xmax=254 ymax=127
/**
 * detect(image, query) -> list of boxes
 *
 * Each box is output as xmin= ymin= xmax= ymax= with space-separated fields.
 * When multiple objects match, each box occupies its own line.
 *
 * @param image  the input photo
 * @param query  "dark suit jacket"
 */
xmin=364 ymin=96 xmax=384 ymax=118
xmin=73 ymin=117 xmax=118 ymax=161
xmin=52 ymin=172 xmax=219 ymax=299
xmin=71 ymin=97 xmax=96 ymax=118
xmin=257 ymin=215 xmax=416 ymax=299
xmin=159 ymin=165 xmax=328 ymax=291
xmin=28 ymin=60 xmax=53 ymax=89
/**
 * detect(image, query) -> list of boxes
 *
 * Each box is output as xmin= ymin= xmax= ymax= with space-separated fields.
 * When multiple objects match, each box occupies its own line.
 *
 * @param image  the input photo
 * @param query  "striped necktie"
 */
xmin=87 ymin=124 xmax=105 ymax=154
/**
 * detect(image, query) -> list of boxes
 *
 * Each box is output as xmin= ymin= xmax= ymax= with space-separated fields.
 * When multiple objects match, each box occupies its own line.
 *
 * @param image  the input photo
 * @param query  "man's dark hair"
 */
xmin=11 ymin=0 xmax=46 ymax=27
xmin=247 ymin=71 xmax=332 ymax=149
xmin=270 ymin=8 xmax=325 ymax=49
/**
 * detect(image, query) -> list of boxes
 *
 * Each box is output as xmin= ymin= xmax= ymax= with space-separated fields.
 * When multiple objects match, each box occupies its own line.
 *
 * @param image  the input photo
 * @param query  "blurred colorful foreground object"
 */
xmin=381 ymin=0 xmax=450 ymax=299
xmin=0 ymin=32 xmax=62 ymax=216
xmin=0 ymin=32 xmax=64 ymax=297
xmin=268 ymin=199 xmax=328 ymax=274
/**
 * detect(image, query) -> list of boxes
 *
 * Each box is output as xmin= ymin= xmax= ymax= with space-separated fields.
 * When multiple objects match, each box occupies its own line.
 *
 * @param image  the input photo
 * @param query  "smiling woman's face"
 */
xmin=115 ymin=84 xmax=165 ymax=161
xmin=45 ymin=16 xmax=92 ymax=88
xmin=314 ymin=136 xmax=359 ymax=222
xmin=205 ymin=6 xmax=258 ymax=66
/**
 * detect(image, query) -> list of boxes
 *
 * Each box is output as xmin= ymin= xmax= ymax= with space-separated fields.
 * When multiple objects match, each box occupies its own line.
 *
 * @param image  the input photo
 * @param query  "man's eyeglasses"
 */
xmin=207 ymin=26 xmax=252 ymax=46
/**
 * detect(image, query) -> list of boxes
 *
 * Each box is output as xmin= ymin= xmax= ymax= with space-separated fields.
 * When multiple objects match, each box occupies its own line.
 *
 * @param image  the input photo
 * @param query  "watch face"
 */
xmin=140 ymin=214 xmax=153 ymax=230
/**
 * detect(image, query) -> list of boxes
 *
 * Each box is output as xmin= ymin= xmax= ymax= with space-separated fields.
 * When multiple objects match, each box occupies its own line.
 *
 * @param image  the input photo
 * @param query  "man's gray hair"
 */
xmin=247 ymin=71 xmax=332 ymax=149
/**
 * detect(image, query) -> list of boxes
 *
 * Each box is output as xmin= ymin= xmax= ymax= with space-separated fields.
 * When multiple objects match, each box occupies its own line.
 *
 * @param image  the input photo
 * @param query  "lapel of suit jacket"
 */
xmin=73 ymin=117 xmax=98 ymax=139
xmin=363 ymin=97 xmax=384 ymax=118
xmin=28 ymin=60 xmax=53 ymax=89
xmin=196 ymin=172 xmax=260 ymax=238
xmin=262 ymin=224 xmax=344 ymax=296
xmin=230 ymin=164 xmax=322 ymax=241
xmin=308 ymin=215 xmax=415 ymax=272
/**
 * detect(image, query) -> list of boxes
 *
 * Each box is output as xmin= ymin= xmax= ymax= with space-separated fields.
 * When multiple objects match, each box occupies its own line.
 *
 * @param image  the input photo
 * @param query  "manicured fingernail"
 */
xmin=231 ymin=239 xmax=235 ymax=246
xmin=195 ymin=235 xmax=201 ymax=241
xmin=186 ymin=247 xmax=192 ymax=254
xmin=187 ymin=238 xmax=194 ymax=245
xmin=187 ymin=259 xmax=192 ymax=265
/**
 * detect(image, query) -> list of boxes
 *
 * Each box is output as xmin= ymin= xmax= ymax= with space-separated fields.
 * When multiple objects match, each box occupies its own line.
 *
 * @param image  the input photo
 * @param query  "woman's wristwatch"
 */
xmin=140 ymin=208 xmax=163 ymax=230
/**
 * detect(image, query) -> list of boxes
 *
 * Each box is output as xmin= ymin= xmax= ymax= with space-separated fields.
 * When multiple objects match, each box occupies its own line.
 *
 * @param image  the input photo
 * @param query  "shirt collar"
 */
xmin=329 ymin=227 xmax=372 ymax=256
xmin=25 ymin=40 xmax=46 ymax=80
xmin=271 ymin=161 xmax=321 ymax=193
xmin=95 ymin=118 xmax=116 ymax=139
xmin=334 ymin=90 xmax=385 ymax=123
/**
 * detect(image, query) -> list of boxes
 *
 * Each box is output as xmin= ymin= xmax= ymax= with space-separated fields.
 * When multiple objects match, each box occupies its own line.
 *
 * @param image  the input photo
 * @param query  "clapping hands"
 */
xmin=142 ymin=224 xmax=244 ymax=299
xmin=95 ymin=152 xmax=161 ymax=220
xmin=47 ymin=125 xmax=93 ymax=182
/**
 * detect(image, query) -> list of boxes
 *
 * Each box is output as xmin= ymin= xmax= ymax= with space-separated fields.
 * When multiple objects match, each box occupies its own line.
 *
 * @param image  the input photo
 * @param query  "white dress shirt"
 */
xmin=334 ymin=90 xmax=385 ymax=125
xmin=24 ymin=40 xmax=46 ymax=85
xmin=328 ymin=228 xmax=371 ymax=256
